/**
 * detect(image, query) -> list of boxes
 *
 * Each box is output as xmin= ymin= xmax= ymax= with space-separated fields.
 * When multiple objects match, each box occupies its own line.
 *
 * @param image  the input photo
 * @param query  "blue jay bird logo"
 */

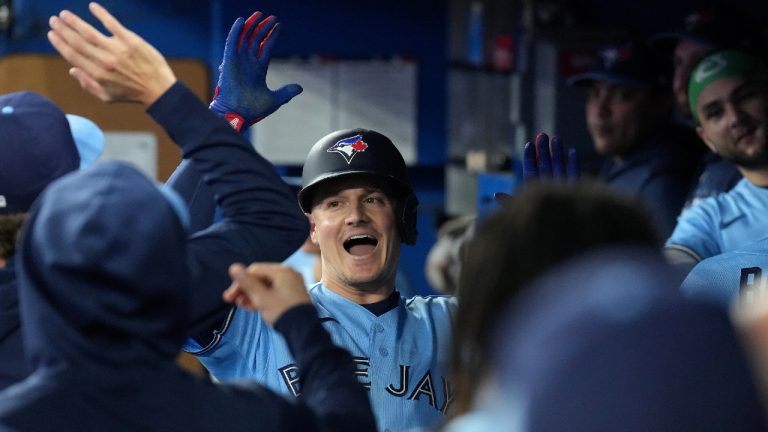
xmin=327 ymin=135 xmax=369 ymax=164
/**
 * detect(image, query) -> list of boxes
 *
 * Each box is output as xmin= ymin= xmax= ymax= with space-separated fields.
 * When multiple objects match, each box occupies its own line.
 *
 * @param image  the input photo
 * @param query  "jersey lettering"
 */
xmin=278 ymin=364 xmax=301 ymax=397
xmin=385 ymin=365 xmax=411 ymax=396
xmin=353 ymin=357 xmax=372 ymax=390
xmin=439 ymin=376 xmax=455 ymax=414
xmin=407 ymin=370 xmax=437 ymax=408
xmin=740 ymin=267 xmax=764 ymax=305
xmin=277 ymin=359 xmax=452 ymax=414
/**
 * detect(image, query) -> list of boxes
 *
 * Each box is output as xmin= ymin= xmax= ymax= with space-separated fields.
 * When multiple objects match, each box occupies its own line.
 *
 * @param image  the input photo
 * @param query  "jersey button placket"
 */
xmin=372 ymin=322 xmax=388 ymax=357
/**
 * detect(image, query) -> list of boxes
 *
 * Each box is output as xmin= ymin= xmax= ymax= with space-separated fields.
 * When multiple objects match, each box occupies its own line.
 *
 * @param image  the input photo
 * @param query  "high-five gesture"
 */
xmin=210 ymin=11 xmax=303 ymax=132
xmin=47 ymin=2 xmax=176 ymax=106
xmin=523 ymin=132 xmax=580 ymax=182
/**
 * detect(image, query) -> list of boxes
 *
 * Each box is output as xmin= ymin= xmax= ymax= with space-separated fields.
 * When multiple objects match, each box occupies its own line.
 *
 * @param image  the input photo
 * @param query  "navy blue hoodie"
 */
xmin=0 ymin=257 xmax=24 ymax=389
xmin=0 ymin=108 xmax=373 ymax=430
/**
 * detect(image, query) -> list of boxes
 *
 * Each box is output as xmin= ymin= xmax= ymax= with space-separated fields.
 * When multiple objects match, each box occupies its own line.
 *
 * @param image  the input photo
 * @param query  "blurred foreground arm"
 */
xmin=223 ymin=263 xmax=377 ymax=432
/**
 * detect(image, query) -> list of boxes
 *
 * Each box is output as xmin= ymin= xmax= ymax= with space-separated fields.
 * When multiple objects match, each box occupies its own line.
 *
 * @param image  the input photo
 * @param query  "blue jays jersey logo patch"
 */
xmin=327 ymin=135 xmax=369 ymax=164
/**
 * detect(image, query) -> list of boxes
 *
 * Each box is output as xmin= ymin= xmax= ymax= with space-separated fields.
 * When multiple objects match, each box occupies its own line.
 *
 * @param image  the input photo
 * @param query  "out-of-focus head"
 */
xmin=450 ymin=181 xmax=661 ymax=416
xmin=569 ymin=42 xmax=671 ymax=158
xmin=0 ymin=92 xmax=104 ymax=215
xmin=650 ymin=8 xmax=766 ymax=117
xmin=689 ymin=50 xmax=768 ymax=170
xmin=0 ymin=92 xmax=78 ymax=215
xmin=488 ymin=248 xmax=767 ymax=431
xmin=18 ymin=162 xmax=190 ymax=370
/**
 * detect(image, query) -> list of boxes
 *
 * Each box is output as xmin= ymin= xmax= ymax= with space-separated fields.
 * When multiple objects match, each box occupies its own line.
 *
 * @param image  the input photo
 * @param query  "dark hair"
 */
xmin=0 ymin=213 xmax=27 ymax=260
xmin=449 ymin=180 xmax=660 ymax=416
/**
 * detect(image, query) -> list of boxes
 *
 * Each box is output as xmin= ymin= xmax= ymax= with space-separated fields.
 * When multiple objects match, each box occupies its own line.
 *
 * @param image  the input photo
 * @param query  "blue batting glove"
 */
xmin=522 ymin=132 xmax=580 ymax=182
xmin=566 ymin=147 xmax=580 ymax=179
xmin=210 ymin=11 xmax=303 ymax=132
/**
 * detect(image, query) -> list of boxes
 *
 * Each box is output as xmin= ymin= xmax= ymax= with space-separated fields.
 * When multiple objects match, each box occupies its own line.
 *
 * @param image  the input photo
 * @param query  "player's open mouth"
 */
xmin=343 ymin=235 xmax=378 ymax=256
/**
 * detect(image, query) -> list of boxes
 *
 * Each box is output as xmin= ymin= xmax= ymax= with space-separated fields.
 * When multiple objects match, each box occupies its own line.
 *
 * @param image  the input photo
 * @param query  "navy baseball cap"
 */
xmin=567 ymin=41 xmax=663 ymax=89
xmin=0 ymin=91 xmax=104 ymax=214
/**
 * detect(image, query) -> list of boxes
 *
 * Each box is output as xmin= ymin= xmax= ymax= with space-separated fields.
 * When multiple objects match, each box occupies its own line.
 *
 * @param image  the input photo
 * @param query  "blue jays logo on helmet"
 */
xmin=326 ymin=134 xmax=369 ymax=164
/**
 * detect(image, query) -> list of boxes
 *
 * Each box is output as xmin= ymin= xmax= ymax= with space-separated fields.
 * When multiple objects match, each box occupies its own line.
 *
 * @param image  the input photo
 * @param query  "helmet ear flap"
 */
xmin=399 ymin=193 xmax=419 ymax=246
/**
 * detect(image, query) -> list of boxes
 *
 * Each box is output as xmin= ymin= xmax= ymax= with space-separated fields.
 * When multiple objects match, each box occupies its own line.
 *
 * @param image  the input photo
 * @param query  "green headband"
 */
xmin=688 ymin=50 xmax=762 ymax=124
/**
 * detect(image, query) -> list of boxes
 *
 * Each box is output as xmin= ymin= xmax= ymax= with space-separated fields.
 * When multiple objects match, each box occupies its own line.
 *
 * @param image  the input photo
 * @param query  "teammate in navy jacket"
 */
xmin=0 ymin=92 xmax=104 ymax=390
xmin=0 ymin=4 xmax=375 ymax=431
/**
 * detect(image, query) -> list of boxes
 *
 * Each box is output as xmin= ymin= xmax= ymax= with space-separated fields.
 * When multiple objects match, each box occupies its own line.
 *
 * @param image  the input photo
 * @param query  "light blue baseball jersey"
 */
xmin=666 ymin=179 xmax=768 ymax=261
xmin=281 ymin=248 xmax=318 ymax=288
xmin=185 ymin=283 xmax=457 ymax=432
xmin=681 ymin=237 xmax=768 ymax=308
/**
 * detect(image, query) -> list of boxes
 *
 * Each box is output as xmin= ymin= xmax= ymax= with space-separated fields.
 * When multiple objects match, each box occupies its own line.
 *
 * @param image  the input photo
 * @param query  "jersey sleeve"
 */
xmin=681 ymin=248 xmax=768 ymax=309
xmin=665 ymin=198 xmax=722 ymax=261
xmin=165 ymin=159 xmax=216 ymax=233
xmin=679 ymin=255 xmax=739 ymax=307
xmin=146 ymin=81 xmax=310 ymax=336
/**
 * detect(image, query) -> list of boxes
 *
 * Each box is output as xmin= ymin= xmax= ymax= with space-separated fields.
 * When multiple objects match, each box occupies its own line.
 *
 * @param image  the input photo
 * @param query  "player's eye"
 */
xmin=702 ymin=105 xmax=723 ymax=121
xmin=364 ymin=195 xmax=386 ymax=205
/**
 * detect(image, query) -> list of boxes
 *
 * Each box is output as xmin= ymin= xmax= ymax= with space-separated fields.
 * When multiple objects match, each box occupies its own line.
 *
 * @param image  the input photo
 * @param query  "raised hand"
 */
xmin=223 ymin=263 xmax=311 ymax=326
xmin=210 ymin=11 xmax=303 ymax=132
xmin=523 ymin=132 xmax=580 ymax=182
xmin=47 ymin=2 xmax=176 ymax=106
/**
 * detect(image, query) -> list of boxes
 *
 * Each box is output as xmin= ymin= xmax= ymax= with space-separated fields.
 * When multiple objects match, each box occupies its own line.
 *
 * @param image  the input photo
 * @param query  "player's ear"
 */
xmin=696 ymin=125 xmax=718 ymax=154
xmin=308 ymin=213 xmax=319 ymax=245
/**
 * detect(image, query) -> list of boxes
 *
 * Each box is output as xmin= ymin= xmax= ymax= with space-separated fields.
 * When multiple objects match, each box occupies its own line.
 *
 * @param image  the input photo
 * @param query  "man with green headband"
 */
xmin=665 ymin=49 xmax=768 ymax=269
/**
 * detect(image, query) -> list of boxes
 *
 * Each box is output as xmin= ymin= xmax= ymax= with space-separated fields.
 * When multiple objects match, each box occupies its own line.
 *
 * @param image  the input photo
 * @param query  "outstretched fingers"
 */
xmin=88 ymin=2 xmax=131 ymax=40
xmin=58 ymin=8 xmax=110 ymax=48
xmin=567 ymin=147 xmax=581 ymax=179
xmin=523 ymin=141 xmax=538 ymax=181
xmin=550 ymin=135 xmax=565 ymax=179
xmin=535 ymin=133 xmax=552 ymax=178
xmin=247 ymin=15 xmax=277 ymax=57
xmin=224 ymin=17 xmax=245 ymax=61
xmin=48 ymin=14 xmax=103 ymax=74
xmin=238 ymin=11 xmax=262 ymax=51
xmin=69 ymin=67 xmax=109 ymax=100
xmin=258 ymin=23 xmax=280 ymax=61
